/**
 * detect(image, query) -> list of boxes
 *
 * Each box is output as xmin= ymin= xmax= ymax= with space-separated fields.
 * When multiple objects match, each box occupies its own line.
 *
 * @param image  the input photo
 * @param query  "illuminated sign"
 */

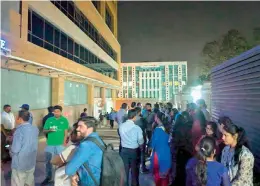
xmin=1 ymin=39 xmax=11 ymax=56
xmin=1 ymin=39 xmax=6 ymax=49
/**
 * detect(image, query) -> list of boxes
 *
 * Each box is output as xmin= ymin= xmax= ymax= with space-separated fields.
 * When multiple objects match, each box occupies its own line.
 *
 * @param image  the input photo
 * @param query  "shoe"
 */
xmin=140 ymin=167 xmax=150 ymax=174
xmin=41 ymin=178 xmax=51 ymax=186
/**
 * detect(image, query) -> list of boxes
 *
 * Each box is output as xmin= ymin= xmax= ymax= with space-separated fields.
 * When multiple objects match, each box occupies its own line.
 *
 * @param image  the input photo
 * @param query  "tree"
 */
xmin=253 ymin=27 xmax=260 ymax=46
xmin=200 ymin=29 xmax=251 ymax=78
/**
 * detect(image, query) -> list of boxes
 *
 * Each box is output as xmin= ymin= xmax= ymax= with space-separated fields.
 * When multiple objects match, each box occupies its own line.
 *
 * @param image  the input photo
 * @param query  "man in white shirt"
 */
xmin=1 ymin=104 xmax=15 ymax=130
xmin=1 ymin=104 xmax=15 ymax=163
xmin=119 ymin=109 xmax=144 ymax=186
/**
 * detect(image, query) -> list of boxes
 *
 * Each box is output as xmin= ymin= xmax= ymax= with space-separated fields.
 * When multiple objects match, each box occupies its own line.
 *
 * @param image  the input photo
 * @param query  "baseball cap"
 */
xmin=20 ymin=104 xmax=30 ymax=110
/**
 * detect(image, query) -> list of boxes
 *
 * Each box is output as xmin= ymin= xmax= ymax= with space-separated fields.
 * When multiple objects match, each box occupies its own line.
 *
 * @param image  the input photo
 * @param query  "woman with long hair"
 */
xmin=221 ymin=124 xmax=254 ymax=185
xmin=186 ymin=136 xmax=230 ymax=186
xmin=191 ymin=109 xmax=206 ymax=154
xmin=171 ymin=112 xmax=193 ymax=186
xmin=150 ymin=114 xmax=172 ymax=186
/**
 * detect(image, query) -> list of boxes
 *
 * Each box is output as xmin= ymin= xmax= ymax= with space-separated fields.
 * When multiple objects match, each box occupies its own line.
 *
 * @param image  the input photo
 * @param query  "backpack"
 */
xmin=83 ymin=137 xmax=127 ymax=186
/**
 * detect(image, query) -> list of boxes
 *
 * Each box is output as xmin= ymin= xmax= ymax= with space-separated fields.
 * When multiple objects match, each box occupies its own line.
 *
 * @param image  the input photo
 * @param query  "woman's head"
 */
xmin=206 ymin=122 xmax=218 ymax=138
xmin=218 ymin=116 xmax=233 ymax=133
xmin=222 ymin=124 xmax=248 ymax=147
xmin=195 ymin=136 xmax=217 ymax=186
xmin=222 ymin=124 xmax=249 ymax=165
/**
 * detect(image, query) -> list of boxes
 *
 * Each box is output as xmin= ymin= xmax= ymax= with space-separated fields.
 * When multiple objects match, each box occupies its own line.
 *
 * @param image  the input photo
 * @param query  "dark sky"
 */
xmin=118 ymin=1 xmax=260 ymax=83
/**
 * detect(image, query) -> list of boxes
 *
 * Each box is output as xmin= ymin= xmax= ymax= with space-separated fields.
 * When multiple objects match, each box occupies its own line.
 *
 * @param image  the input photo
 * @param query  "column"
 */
xmin=144 ymin=72 xmax=147 ymax=98
xmin=126 ymin=67 xmax=128 ymax=98
xmin=132 ymin=67 xmax=136 ymax=98
xmin=112 ymin=89 xmax=117 ymax=110
xmin=139 ymin=72 xmax=142 ymax=98
xmin=151 ymin=72 xmax=154 ymax=98
xmin=147 ymin=72 xmax=150 ymax=98
xmin=87 ymin=84 xmax=94 ymax=116
xmin=159 ymin=72 xmax=162 ymax=101
xmin=101 ymin=87 xmax=106 ymax=108
xmin=52 ymin=77 xmax=64 ymax=107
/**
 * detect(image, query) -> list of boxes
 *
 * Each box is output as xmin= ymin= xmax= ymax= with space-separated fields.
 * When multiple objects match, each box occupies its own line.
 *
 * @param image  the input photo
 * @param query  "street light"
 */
xmin=191 ymin=85 xmax=202 ymax=103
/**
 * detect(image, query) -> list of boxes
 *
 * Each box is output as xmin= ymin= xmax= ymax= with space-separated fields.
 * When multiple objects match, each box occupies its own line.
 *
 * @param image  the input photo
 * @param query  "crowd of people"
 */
xmin=0 ymin=99 xmax=255 ymax=186
xmin=115 ymin=100 xmax=255 ymax=186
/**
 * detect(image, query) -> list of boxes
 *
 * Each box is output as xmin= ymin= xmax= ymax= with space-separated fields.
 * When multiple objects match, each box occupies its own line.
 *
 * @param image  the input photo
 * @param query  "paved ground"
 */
xmin=2 ymin=126 xmax=155 ymax=186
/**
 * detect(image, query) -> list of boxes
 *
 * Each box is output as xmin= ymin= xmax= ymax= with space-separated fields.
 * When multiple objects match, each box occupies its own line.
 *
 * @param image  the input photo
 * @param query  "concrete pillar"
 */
xmin=112 ymin=89 xmax=117 ymax=109
xmin=52 ymin=77 xmax=64 ymax=107
xmin=101 ymin=87 xmax=106 ymax=108
xmin=87 ymin=84 xmax=94 ymax=116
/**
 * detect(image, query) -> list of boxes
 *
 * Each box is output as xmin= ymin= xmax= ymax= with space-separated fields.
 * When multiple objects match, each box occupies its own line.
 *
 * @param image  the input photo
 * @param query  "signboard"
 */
xmin=1 ymin=39 xmax=11 ymax=56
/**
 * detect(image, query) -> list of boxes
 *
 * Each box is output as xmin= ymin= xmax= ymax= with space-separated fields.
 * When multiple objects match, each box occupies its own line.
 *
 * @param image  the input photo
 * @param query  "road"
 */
xmin=2 ymin=127 xmax=155 ymax=186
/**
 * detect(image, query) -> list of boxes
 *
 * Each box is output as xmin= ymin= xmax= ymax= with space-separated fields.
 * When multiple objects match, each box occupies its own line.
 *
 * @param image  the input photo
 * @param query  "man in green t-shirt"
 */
xmin=41 ymin=105 xmax=69 ymax=185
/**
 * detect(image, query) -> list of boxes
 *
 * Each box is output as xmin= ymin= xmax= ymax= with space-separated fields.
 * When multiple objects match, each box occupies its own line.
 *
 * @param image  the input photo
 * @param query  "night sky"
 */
xmin=118 ymin=1 xmax=260 ymax=84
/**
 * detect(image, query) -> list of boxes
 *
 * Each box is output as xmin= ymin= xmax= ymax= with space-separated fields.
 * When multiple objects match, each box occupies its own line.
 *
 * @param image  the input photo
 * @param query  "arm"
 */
xmin=231 ymin=151 xmax=254 ymax=186
xmin=137 ymin=127 xmax=144 ymax=146
xmin=1 ymin=124 xmax=8 ymax=137
xmin=51 ymin=155 xmax=64 ymax=166
xmin=65 ymin=142 xmax=94 ymax=176
xmin=11 ymin=130 xmax=23 ymax=155
xmin=222 ymin=169 xmax=231 ymax=186
xmin=43 ymin=119 xmax=53 ymax=133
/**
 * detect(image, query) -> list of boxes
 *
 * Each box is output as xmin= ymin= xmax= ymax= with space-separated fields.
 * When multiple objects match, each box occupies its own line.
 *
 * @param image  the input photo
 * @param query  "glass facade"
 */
xmin=50 ymin=0 xmax=117 ymax=61
xmin=28 ymin=9 xmax=117 ymax=79
xmin=105 ymin=7 xmax=114 ymax=33
xmin=121 ymin=63 xmax=187 ymax=101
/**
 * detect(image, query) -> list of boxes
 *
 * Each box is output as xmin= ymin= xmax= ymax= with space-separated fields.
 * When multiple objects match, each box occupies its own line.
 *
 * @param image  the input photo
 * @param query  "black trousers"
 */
xmin=140 ymin=134 xmax=147 ymax=170
xmin=120 ymin=147 xmax=141 ymax=186
xmin=110 ymin=120 xmax=114 ymax=128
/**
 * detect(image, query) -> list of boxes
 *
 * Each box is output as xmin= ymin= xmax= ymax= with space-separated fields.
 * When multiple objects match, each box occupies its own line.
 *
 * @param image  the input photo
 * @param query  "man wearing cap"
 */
xmin=20 ymin=104 xmax=33 ymax=125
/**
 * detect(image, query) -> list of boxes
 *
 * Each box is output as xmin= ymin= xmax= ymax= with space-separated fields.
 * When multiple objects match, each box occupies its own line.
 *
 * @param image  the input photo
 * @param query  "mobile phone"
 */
xmin=5 ymin=144 xmax=10 ymax=148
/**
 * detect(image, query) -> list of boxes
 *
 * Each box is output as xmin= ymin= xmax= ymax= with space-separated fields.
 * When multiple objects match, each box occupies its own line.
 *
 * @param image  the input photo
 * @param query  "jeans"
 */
xmin=45 ymin=145 xmax=64 ymax=180
xmin=120 ymin=147 xmax=141 ymax=186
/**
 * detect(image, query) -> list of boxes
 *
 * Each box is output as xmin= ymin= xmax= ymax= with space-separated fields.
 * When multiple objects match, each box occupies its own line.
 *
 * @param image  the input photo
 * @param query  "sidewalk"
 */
xmin=2 ymin=129 xmax=155 ymax=186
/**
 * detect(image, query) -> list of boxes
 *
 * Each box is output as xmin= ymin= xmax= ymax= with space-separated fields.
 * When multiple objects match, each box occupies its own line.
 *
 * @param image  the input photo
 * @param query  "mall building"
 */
xmin=1 ymin=1 xmax=120 ymax=126
xmin=116 ymin=61 xmax=188 ymax=109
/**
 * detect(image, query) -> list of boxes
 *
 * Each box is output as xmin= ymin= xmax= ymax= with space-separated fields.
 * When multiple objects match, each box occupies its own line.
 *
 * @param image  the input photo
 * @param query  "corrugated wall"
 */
xmin=211 ymin=45 xmax=260 ymax=171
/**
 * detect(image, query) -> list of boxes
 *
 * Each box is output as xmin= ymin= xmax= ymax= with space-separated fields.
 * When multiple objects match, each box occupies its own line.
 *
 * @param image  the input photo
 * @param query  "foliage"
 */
xmin=200 ymin=28 xmax=260 ymax=78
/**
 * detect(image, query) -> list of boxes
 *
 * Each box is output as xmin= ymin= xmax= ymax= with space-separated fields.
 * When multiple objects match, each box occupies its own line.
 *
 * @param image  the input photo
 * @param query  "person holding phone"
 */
xmin=41 ymin=105 xmax=69 ymax=186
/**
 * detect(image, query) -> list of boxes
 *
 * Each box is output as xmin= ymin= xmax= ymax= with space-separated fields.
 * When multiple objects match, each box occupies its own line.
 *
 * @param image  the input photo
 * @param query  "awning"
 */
xmin=1 ymin=53 xmax=120 ymax=89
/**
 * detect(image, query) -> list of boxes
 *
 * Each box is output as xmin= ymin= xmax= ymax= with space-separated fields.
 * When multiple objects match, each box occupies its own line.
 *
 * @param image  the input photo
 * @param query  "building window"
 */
xmin=28 ymin=9 xmax=117 ymax=80
xmin=92 ymin=1 xmax=100 ymax=12
xmin=106 ymin=7 xmax=114 ymax=33
xmin=51 ymin=1 xmax=117 ymax=61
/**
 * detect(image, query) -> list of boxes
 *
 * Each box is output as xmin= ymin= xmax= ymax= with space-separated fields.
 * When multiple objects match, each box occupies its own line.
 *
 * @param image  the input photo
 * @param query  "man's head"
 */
xmin=145 ymin=103 xmax=152 ymax=111
xmin=3 ymin=104 xmax=11 ymax=113
xmin=77 ymin=117 xmax=97 ymax=138
xmin=47 ymin=106 xmax=54 ymax=113
xmin=121 ymin=103 xmax=128 ymax=110
xmin=83 ymin=108 xmax=87 ymax=112
xmin=20 ymin=104 xmax=30 ymax=111
xmin=127 ymin=109 xmax=137 ymax=121
xmin=135 ymin=107 xmax=142 ymax=116
xmin=137 ymin=102 xmax=142 ymax=108
xmin=131 ymin=102 xmax=136 ymax=109
xmin=53 ymin=105 xmax=63 ymax=118
xmin=70 ymin=122 xmax=83 ymax=143
xmin=16 ymin=110 xmax=30 ymax=125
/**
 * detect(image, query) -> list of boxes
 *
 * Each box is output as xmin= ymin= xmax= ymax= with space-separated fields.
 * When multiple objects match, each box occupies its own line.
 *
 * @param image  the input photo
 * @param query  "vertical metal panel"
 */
xmin=211 ymin=46 xmax=260 ymax=171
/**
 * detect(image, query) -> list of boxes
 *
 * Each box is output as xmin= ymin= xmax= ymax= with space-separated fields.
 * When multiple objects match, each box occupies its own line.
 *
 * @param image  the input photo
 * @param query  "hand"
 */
xmin=6 ymin=136 xmax=13 ymax=143
xmin=71 ymin=174 xmax=79 ymax=186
